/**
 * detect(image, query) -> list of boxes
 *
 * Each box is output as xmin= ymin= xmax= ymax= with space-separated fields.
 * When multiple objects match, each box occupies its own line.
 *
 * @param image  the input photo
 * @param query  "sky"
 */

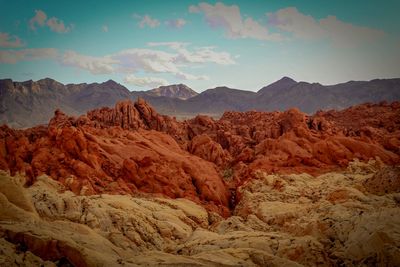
xmin=0 ymin=0 xmax=399 ymax=92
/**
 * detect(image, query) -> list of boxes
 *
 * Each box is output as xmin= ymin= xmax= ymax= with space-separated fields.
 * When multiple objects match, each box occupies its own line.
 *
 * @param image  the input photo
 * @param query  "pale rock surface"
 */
xmin=1 ymin=159 xmax=400 ymax=266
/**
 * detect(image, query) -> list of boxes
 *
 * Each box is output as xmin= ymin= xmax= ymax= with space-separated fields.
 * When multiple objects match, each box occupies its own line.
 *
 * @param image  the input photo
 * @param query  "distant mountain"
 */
xmin=253 ymin=78 xmax=400 ymax=113
xmin=65 ymin=79 xmax=133 ymax=112
xmin=146 ymin=84 xmax=198 ymax=100
xmin=1 ymin=77 xmax=400 ymax=128
xmin=0 ymin=78 xmax=133 ymax=128
xmin=182 ymin=87 xmax=256 ymax=114
xmin=257 ymin=76 xmax=298 ymax=95
xmin=0 ymin=78 xmax=79 ymax=128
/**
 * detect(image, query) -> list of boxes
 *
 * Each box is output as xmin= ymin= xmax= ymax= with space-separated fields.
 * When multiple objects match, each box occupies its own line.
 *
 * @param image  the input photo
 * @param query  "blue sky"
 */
xmin=0 ymin=0 xmax=399 ymax=92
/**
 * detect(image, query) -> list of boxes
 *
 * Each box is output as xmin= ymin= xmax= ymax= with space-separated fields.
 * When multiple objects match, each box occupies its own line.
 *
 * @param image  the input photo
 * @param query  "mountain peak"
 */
xmin=97 ymin=79 xmax=131 ymax=94
xmin=147 ymin=84 xmax=198 ymax=100
xmin=103 ymin=79 xmax=119 ymax=86
xmin=278 ymin=76 xmax=296 ymax=83
xmin=37 ymin=77 xmax=58 ymax=83
xmin=36 ymin=78 xmax=65 ymax=88
xmin=257 ymin=76 xmax=298 ymax=94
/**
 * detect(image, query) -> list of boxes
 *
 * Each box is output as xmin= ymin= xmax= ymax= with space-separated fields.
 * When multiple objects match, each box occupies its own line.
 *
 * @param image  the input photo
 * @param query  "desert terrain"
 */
xmin=0 ymin=99 xmax=399 ymax=266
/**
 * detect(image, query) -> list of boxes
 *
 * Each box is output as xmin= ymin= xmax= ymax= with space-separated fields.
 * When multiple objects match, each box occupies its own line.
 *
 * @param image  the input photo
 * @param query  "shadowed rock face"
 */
xmin=0 ymin=99 xmax=399 ymax=217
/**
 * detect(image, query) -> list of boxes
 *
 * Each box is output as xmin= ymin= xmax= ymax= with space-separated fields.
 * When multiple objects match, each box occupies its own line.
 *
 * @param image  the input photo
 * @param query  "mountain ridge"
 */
xmin=1 ymin=76 xmax=400 ymax=128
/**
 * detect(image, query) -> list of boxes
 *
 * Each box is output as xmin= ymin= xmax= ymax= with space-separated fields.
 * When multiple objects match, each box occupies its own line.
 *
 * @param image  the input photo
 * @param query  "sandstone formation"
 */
xmin=1 ymin=158 xmax=399 ymax=266
xmin=0 ymin=99 xmax=399 ymax=217
xmin=0 ymin=99 xmax=400 ymax=265
xmin=0 ymin=101 xmax=233 ymax=216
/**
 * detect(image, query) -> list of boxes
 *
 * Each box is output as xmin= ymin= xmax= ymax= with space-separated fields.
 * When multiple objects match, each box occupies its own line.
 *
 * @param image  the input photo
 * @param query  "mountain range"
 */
xmin=1 ymin=76 xmax=399 ymax=128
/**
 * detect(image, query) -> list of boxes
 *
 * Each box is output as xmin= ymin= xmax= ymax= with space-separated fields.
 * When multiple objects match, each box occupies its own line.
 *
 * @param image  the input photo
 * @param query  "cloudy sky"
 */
xmin=0 ymin=0 xmax=399 ymax=92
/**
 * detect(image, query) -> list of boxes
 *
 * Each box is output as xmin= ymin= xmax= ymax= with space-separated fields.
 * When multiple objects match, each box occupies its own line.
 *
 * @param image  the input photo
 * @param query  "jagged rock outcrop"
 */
xmin=187 ymin=134 xmax=230 ymax=166
xmin=87 ymin=98 xmax=186 ymax=141
xmin=0 ymin=99 xmax=399 ymax=217
xmin=87 ymin=100 xmax=145 ymax=130
xmin=0 ymin=100 xmax=231 ymax=216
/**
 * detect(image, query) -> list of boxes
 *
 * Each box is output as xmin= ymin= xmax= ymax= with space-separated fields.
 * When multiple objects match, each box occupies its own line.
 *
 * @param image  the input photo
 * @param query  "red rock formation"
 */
xmin=0 ymin=99 xmax=399 ymax=214
xmin=0 ymin=102 xmax=230 ymax=216
xmin=187 ymin=134 xmax=230 ymax=166
xmin=87 ymin=100 xmax=145 ymax=130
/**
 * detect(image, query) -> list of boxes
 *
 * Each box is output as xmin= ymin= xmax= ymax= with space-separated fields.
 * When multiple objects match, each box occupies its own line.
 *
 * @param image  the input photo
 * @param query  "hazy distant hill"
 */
xmin=1 ymin=76 xmax=400 ymax=128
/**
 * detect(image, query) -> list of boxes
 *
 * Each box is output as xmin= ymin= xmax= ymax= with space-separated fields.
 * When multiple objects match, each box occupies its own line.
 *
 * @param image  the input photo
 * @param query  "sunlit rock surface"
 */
xmin=0 ymin=159 xmax=399 ymax=266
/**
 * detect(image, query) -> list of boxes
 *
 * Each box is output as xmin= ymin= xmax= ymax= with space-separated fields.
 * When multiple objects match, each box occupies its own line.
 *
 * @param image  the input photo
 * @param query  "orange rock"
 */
xmin=188 ymin=134 xmax=230 ymax=166
xmin=0 ymin=99 xmax=399 ymax=215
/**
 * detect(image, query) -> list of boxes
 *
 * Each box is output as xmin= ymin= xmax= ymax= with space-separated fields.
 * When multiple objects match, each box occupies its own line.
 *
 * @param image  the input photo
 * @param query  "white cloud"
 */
xmin=147 ymin=42 xmax=236 ymax=65
xmin=165 ymin=18 xmax=187 ymax=28
xmin=0 ymin=32 xmax=24 ymax=48
xmin=138 ymin=15 xmax=160 ymax=28
xmin=112 ymin=48 xmax=211 ymax=80
xmin=267 ymin=7 xmax=325 ymax=40
xmin=189 ymin=2 xmax=282 ymax=41
xmin=61 ymin=51 xmax=117 ymax=74
xmin=29 ymin=10 xmax=47 ymax=30
xmin=0 ymin=48 xmax=57 ymax=64
xmin=29 ymin=9 xmax=72 ymax=33
xmin=113 ymin=48 xmax=179 ymax=73
xmin=124 ymin=74 xmax=168 ymax=87
xmin=178 ymin=46 xmax=236 ymax=65
xmin=268 ymin=7 xmax=385 ymax=46
xmin=175 ymin=72 xmax=209 ymax=81
xmin=147 ymin=41 xmax=189 ymax=50
xmin=46 ymin=17 xmax=72 ymax=33
xmin=102 ymin=25 xmax=108 ymax=32
xmin=58 ymin=44 xmax=235 ymax=81
xmin=319 ymin=15 xmax=385 ymax=47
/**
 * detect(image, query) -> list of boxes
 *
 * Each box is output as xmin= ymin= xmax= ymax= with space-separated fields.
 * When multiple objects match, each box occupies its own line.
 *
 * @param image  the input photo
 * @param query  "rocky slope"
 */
xmin=0 ymin=160 xmax=399 ymax=266
xmin=147 ymin=84 xmax=198 ymax=100
xmin=254 ymin=77 xmax=400 ymax=113
xmin=0 ymin=78 xmax=194 ymax=128
xmin=0 ymin=79 xmax=132 ymax=128
xmin=1 ymin=99 xmax=399 ymax=211
xmin=0 ymin=99 xmax=399 ymax=265
xmin=1 ymin=77 xmax=400 ymax=128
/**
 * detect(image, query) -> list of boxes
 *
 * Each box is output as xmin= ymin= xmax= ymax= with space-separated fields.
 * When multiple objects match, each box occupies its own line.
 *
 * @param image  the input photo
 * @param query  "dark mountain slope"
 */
xmin=1 ymin=77 xmax=399 ymax=128
xmin=65 ymin=80 xmax=132 ymax=112
xmin=253 ymin=78 xmax=400 ymax=113
xmin=0 ymin=78 xmax=78 ymax=128
xmin=182 ymin=87 xmax=256 ymax=114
